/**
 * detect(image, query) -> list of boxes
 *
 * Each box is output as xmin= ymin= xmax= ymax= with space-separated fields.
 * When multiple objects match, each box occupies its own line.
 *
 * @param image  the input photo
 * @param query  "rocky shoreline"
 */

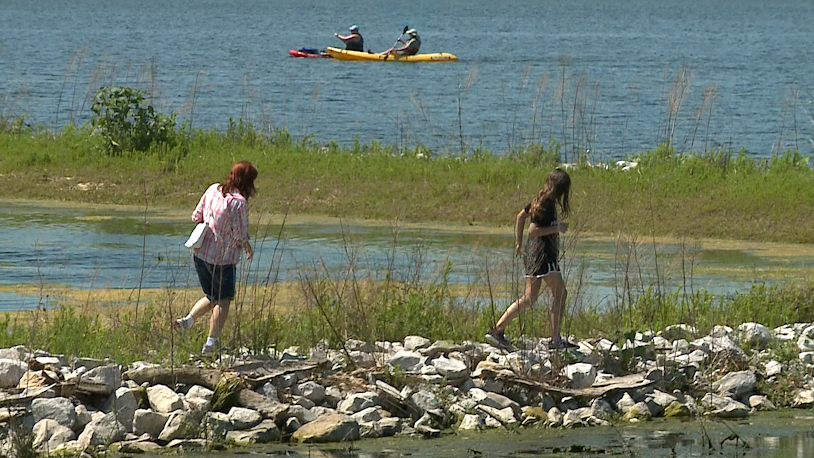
xmin=4 ymin=321 xmax=814 ymax=455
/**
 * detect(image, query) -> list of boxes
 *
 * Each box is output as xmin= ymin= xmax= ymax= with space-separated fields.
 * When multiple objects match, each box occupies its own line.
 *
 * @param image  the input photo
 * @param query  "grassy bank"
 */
xmin=1 ymin=124 xmax=814 ymax=244
xmin=3 ymin=272 xmax=814 ymax=367
xmin=3 ymin=111 xmax=814 ymax=367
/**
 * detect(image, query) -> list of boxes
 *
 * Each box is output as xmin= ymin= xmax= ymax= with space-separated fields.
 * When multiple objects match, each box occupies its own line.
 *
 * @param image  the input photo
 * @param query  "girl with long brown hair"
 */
xmin=487 ymin=168 xmax=572 ymax=350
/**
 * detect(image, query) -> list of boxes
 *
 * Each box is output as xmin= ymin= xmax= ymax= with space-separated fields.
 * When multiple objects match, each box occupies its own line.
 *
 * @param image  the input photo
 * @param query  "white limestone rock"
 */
xmin=147 ymin=384 xmax=184 ymax=413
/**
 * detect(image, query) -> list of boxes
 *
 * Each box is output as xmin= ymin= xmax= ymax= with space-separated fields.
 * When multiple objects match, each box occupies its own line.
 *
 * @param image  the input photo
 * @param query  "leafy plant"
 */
xmin=90 ymin=86 xmax=177 ymax=154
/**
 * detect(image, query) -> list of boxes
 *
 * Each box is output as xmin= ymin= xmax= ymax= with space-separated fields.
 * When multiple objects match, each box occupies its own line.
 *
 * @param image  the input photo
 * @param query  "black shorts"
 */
xmin=523 ymin=242 xmax=560 ymax=278
xmin=193 ymin=256 xmax=236 ymax=302
xmin=524 ymin=255 xmax=560 ymax=278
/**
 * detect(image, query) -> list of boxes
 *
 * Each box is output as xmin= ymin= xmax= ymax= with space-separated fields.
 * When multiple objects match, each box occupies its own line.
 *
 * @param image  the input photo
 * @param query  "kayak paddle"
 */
xmin=383 ymin=25 xmax=409 ymax=60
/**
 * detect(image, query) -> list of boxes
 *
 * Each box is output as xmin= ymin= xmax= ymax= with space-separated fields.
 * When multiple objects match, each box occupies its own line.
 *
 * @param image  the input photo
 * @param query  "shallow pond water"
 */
xmin=2 ymin=200 xmax=814 ymax=311
xmin=151 ymin=412 xmax=814 ymax=458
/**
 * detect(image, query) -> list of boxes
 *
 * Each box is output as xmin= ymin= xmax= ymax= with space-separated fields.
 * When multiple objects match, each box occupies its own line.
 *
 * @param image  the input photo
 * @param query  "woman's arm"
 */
xmin=228 ymin=197 xmax=251 ymax=259
xmin=528 ymin=221 xmax=569 ymax=237
xmin=514 ymin=209 xmax=528 ymax=255
xmin=191 ymin=191 xmax=207 ymax=223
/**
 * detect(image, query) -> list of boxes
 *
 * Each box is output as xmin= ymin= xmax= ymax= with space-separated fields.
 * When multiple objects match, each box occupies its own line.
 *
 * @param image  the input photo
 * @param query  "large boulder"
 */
xmin=186 ymin=385 xmax=214 ymax=402
xmin=285 ymin=405 xmax=317 ymax=425
xmin=158 ymin=411 xmax=196 ymax=442
xmin=404 ymin=336 xmax=431 ymax=351
xmin=0 ymin=359 xmax=28 ymax=388
xmin=291 ymin=413 xmax=360 ymax=443
xmin=458 ymin=414 xmax=483 ymax=431
xmin=793 ymin=389 xmax=814 ymax=407
xmin=737 ymin=323 xmax=773 ymax=350
xmin=76 ymin=412 xmax=126 ymax=450
xmin=147 ymin=384 xmax=184 ymax=413
xmin=102 ymin=387 xmax=137 ymax=432
xmin=747 ymin=395 xmax=776 ymax=411
xmin=432 ymin=356 xmax=469 ymax=380
xmin=297 ymin=381 xmax=325 ymax=405
xmin=0 ymin=346 xmax=29 ymax=361
xmin=77 ymin=365 xmax=121 ymax=396
xmin=701 ymin=393 xmax=749 ymax=418
xmin=615 ymin=392 xmax=637 ymax=414
xmin=410 ymin=390 xmax=441 ymax=414
xmin=337 ymin=392 xmax=378 ymax=414
xmin=470 ymin=390 xmax=521 ymax=417
xmin=133 ymin=409 xmax=169 ymax=438
xmin=477 ymin=405 xmax=518 ymax=427
xmin=228 ymin=407 xmax=262 ymax=430
xmin=226 ymin=419 xmax=281 ymax=445
xmin=31 ymin=397 xmax=76 ymax=430
xmin=563 ymin=363 xmax=597 ymax=389
xmin=712 ymin=371 xmax=756 ymax=399
xmin=351 ymin=406 xmax=382 ymax=424
xmin=388 ymin=351 xmax=424 ymax=373
xmin=692 ymin=336 xmax=741 ymax=354
xmin=205 ymin=412 xmax=234 ymax=439
xmin=589 ymin=399 xmax=614 ymax=422
xmin=33 ymin=419 xmax=75 ymax=452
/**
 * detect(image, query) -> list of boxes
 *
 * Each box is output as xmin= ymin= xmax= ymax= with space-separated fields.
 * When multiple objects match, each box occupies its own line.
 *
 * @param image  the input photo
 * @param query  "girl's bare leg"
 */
xmin=544 ymin=272 xmax=567 ymax=340
xmin=495 ymin=277 xmax=543 ymax=330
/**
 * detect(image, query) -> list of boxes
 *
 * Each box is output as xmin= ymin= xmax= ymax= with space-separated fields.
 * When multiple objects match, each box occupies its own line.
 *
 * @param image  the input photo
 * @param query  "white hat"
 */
xmin=406 ymin=28 xmax=417 ymax=36
xmin=349 ymin=25 xmax=359 ymax=32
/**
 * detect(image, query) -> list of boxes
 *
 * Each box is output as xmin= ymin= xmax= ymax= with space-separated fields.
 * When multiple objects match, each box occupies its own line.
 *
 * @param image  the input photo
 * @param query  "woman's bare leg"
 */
xmin=495 ymin=277 xmax=543 ymax=330
xmin=188 ymin=296 xmax=213 ymax=321
xmin=208 ymin=299 xmax=231 ymax=339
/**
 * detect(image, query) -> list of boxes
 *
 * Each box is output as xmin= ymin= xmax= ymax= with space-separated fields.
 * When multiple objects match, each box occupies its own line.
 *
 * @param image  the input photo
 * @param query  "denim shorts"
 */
xmin=193 ymin=255 xmax=236 ymax=302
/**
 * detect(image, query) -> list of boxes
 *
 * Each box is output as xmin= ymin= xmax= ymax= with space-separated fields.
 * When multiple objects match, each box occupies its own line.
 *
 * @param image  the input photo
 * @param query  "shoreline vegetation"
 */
xmin=3 ymin=91 xmax=814 ymax=454
xmin=1 ymin=116 xmax=814 ymax=244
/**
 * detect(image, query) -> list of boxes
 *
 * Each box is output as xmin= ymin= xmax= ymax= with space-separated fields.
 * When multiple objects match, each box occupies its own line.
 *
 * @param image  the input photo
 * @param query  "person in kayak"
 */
xmin=334 ymin=25 xmax=364 ymax=52
xmin=382 ymin=28 xmax=421 ymax=56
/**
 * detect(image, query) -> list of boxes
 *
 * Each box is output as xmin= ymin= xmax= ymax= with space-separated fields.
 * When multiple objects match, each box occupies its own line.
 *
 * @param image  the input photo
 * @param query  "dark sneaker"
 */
xmin=549 ymin=336 xmax=579 ymax=350
xmin=485 ymin=328 xmax=515 ymax=351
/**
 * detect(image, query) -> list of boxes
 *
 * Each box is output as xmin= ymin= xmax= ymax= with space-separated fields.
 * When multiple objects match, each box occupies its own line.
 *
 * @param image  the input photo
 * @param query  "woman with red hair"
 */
xmin=173 ymin=161 xmax=258 ymax=354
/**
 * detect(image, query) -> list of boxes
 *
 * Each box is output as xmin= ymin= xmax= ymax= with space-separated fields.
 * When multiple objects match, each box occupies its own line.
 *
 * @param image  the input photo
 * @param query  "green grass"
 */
xmin=5 ymin=268 xmax=814 ymax=367
xmin=3 ymin=119 xmax=814 ymax=368
xmin=1 ymin=125 xmax=814 ymax=244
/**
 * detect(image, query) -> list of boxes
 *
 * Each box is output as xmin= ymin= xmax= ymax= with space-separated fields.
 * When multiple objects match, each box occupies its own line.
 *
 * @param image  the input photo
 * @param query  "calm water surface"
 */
xmin=135 ymin=412 xmax=814 ymax=457
xmin=1 ymin=201 xmax=813 ymax=311
xmin=1 ymin=0 xmax=813 ymax=156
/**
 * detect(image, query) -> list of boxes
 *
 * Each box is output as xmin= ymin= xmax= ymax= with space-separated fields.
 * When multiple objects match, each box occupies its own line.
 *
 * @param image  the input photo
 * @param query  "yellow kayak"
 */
xmin=326 ymin=47 xmax=458 ymax=62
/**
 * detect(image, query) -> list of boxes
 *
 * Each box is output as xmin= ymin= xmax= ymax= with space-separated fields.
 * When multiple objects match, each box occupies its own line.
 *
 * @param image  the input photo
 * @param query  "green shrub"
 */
xmin=90 ymin=86 xmax=178 ymax=154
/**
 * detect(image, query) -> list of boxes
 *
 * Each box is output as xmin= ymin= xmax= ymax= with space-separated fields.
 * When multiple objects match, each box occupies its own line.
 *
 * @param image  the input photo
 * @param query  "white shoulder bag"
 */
xmin=184 ymin=222 xmax=208 ymax=249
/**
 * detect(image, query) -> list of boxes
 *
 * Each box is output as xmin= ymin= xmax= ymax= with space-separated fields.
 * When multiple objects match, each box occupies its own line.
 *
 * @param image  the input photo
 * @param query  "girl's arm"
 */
xmin=514 ymin=209 xmax=528 ymax=255
xmin=528 ymin=221 xmax=569 ymax=238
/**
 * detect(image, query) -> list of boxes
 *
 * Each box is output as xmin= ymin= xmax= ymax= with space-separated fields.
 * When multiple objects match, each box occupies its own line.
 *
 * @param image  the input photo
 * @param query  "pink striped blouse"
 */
xmin=191 ymin=183 xmax=250 ymax=265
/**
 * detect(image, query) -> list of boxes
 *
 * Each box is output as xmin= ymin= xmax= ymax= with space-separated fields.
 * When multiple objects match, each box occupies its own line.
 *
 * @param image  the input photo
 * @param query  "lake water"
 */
xmin=1 ymin=0 xmax=813 ymax=157
xmin=2 ymin=200 xmax=814 ymax=312
xmin=134 ymin=412 xmax=814 ymax=457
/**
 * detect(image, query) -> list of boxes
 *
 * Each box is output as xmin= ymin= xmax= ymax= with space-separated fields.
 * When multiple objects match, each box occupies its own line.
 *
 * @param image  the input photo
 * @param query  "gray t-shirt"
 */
xmin=396 ymin=36 xmax=421 ymax=56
